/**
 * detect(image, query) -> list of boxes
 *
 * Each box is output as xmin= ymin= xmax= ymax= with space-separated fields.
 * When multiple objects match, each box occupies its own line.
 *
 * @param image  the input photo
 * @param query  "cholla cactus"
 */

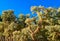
xmin=0 ymin=22 xmax=4 ymax=32
xmin=3 ymin=28 xmax=9 ymax=37
xmin=1 ymin=11 xmax=8 ymax=22
xmin=25 ymin=18 xmax=35 ymax=25
xmin=1 ymin=10 xmax=16 ymax=23
xmin=45 ymin=25 xmax=60 ymax=41
xmin=31 ymin=6 xmax=44 ymax=26
xmin=57 ymin=8 xmax=60 ymax=12
xmin=8 ymin=22 xmax=17 ymax=31
xmin=25 ymin=18 xmax=36 ymax=40
xmin=30 ymin=6 xmax=45 ymax=41
xmin=13 ymin=30 xmax=21 ymax=41
xmin=0 ymin=6 xmax=60 ymax=41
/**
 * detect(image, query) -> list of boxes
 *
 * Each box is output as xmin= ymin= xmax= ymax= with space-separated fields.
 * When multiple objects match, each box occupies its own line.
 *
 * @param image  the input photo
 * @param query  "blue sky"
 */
xmin=0 ymin=0 xmax=60 ymax=16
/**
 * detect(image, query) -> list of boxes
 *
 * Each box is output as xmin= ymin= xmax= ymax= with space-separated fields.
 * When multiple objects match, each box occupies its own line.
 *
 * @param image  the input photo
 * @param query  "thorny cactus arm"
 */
xmin=25 ymin=18 xmax=32 ymax=25
xmin=25 ymin=18 xmax=34 ymax=32
xmin=37 ymin=11 xmax=42 ymax=24
xmin=30 ymin=6 xmax=44 ymax=41
xmin=33 ymin=12 xmax=42 ymax=34
xmin=25 ymin=18 xmax=36 ymax=40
